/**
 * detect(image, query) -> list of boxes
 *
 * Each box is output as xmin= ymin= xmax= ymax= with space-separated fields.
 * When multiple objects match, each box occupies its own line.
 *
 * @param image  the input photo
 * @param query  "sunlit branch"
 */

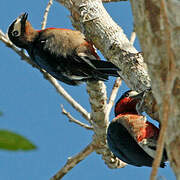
xmin=50 ymin=142 xmax=94 ymax=180
xmin=61 ymin=105 xmax=93 ymax=130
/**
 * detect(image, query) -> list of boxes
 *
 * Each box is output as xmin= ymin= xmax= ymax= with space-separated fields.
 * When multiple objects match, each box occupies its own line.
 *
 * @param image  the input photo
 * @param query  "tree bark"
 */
xmin=2 ymin=0 xmax=179 ymax=178
xmin=130 ymin=0 xmax=180 ymax=179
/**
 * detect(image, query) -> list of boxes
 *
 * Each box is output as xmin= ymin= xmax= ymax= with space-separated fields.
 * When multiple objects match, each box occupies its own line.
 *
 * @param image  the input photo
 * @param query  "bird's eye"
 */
xmin=12 ymin=30 xmax=20 ymax=37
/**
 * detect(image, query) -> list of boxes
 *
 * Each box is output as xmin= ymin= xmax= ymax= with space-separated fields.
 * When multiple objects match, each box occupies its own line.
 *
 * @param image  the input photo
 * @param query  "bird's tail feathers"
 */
xmin=160 ymin=162 xmax=166 ymax=168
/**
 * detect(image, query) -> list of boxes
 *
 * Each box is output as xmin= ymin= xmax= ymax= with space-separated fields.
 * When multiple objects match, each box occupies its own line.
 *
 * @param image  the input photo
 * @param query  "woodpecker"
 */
xmin=107 ymin=90 xmax=167 ymax=167
xmin=8 ymin=13 xmax=120 ymax=85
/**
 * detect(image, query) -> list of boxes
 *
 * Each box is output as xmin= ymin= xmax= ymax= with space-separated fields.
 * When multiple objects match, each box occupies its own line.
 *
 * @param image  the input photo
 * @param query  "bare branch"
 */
xmin=150 ymin=95 xmax=169 ymax=180
xmin=130 ymin=31 xmax=136 ymax=45
xmin=61 ymin=105 xmax=93 ymax=130
xmin=130 ymin=24 xmax=136 ymax=45
xmin=42 ymin=73 xmax=92 ymax=122
xmin=0 ymin=30 xmax=91 ymax=123
xmin=57 ymin=0 xmax=151 ymax=91
xmin=50 ymin=142 xmax=95 ymax=180
xmin=41 ymin=0 xmax=53 ymax=30
xmin=106 ymin=77 xmax=122 ymax=118
xmin=87 ymin=81 xmax=126 ymax=168
xmin=86 ymin=81 xmax=108 ymax=130
xmin=150 ymin=1 xmax=171 ymax=179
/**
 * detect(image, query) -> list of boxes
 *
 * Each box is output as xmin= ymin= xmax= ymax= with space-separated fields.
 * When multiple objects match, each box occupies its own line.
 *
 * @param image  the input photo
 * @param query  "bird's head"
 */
xmin=8 ymin=13 xmax=35 ymax=48
xmin=115 ymin=90 xmax=145 ymax=116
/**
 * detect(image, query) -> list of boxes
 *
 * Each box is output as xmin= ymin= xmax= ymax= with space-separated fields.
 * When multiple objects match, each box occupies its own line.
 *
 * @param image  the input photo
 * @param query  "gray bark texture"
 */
xmin=130 ymin=0 xmax=180 ymax=179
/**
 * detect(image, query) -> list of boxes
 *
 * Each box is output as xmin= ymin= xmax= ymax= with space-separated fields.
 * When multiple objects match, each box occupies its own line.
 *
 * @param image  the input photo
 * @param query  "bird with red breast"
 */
xmin=8 ymin=13 xmax=120 ymax=85
xmin=107 ymin=90 xmax=167 ymax=167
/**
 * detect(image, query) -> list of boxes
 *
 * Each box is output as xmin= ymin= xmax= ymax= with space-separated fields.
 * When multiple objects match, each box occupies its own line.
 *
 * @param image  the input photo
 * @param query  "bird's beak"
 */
xmin=131 ymin=91 xmax=145 ymax=99
xmin=131 ymin=88 xmax=151 ymax=100
xmin=19 ymin=12 xmax=28 ymax=24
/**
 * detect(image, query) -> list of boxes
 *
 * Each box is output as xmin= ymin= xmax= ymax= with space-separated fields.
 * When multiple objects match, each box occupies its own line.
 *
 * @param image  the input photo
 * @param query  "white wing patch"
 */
xmin=12 ymin=17 xmax=22 ymax=37
xmin=68 ymin=75 xmax=87 ymax=80
xmin=138 ymin=139 xmax=157 ymax=159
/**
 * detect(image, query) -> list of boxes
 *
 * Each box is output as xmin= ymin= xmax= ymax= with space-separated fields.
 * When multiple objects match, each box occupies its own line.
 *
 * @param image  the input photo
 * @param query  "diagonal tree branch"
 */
xmin=61 ymin=105 xmax=93 ymax=130
xmin=45 ymin=73 xmax=91 ymax=122
xmin=129 ymin=24 xmax=136 ymax=45
xmin=130 ymin=31 xmax=136 ymax=45
xmin=150 ymin=95 xmax=169 ymax=180
xmin=50 ymin=142 xmax=95 ymax=180
xmin=106 ymin=77 xmax=122 ymax=118
xmin=41 ymin=0 xmax=53 ymax=30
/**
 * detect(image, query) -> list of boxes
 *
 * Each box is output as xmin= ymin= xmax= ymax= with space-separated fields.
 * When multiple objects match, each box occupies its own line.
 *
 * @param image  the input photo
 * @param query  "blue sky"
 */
xmin=0 ymin=0 xmax=175 ymax=180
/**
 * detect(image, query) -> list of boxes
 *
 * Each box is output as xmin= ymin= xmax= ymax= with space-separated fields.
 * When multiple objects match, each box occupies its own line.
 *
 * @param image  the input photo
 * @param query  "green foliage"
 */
xmin=0 ymin=129 xmax=36 ymax=151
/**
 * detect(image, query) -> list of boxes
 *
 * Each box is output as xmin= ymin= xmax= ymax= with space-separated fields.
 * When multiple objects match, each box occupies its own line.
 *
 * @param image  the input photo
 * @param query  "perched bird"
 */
xmin=8 ymin=13 xmax=120 ymax=85
xmin=107 ymin=90 xmax=167 ymax=167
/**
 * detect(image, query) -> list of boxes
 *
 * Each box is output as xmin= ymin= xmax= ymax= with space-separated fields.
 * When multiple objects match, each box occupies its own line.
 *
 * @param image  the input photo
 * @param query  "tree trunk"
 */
xmin=130 ymin=0 xmax=180 ymax=179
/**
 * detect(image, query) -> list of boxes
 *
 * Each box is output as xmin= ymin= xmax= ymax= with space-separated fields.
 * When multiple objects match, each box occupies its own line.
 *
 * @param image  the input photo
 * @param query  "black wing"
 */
xmin=107 ymin=119 xmax=162 ymax=167
xmin=29 ymin=31 xmax=120 ymax=85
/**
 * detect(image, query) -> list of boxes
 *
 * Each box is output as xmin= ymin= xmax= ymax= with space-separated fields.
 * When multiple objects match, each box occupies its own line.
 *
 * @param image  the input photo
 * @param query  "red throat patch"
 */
xmin=137 ymin=121 xmax=159 ymax=142
xmin=115 ymin=97 xmax=138 ymax=115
